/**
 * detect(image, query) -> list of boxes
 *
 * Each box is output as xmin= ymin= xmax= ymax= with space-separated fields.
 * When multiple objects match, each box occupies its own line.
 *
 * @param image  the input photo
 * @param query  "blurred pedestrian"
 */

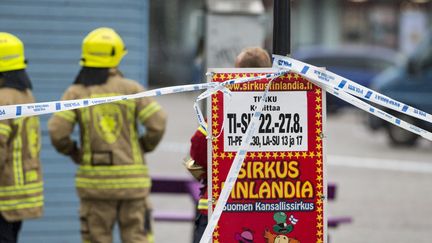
xmin=48 ymin=27 xmax=167 ymax=243
xmin=0 ymin=32 xmax=43 ymax=243
xmin=186 ymin=47 xmax=271 ymax=243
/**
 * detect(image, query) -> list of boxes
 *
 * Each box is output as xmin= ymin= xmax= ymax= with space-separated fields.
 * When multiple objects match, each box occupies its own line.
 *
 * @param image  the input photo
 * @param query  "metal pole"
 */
xmin=273 ymin=0 xmax=291 ymax=56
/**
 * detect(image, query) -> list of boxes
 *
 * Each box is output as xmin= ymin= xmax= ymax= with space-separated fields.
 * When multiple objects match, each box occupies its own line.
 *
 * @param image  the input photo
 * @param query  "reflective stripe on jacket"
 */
xmin=197 ymin=198 xmax=208 ymax=211
xmin=0 ymin=88 xmax=43 ymax=221
xmin=48 ymin=69 xmax=167 ymax=199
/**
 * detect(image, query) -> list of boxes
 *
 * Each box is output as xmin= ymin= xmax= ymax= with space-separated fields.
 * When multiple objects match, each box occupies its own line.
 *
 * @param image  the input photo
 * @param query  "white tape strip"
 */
xmin=272 ymin=55 xmax=432 ymax=125
xmin=0 ymin=83 xmax=216 ymax=121
xmin=272 ymin=55 xmax=432 ymax=142
xmin=193 ymin=71 xmax=288 ymax=134
xmin=199 ymin=78 xmax=275 ymax=243
xmin=1 ymin=57 xmax=429 ymax=242
xmin=200 ymin=58 xmax=431 ymax=242
xmin=323 ymin=83 xmax=432 ymax=141
xmin=0 ymin=69 xmax=284 ymax=243
xmin=0 ymin=70 xmax=286 ymax=125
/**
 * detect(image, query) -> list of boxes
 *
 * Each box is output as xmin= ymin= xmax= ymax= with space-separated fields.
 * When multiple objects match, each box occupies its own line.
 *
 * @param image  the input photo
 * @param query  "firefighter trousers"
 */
xmin=79 ymin=198 xmax=153 ymax=243
xmin=0 ymin=214 xmax=22 ymax=243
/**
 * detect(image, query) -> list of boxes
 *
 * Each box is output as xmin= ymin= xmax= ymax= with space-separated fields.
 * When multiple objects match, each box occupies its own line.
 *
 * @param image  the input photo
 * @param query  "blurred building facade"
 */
xmin=149 ymin=0 xmax=432 ymax=86
xmin=0 ymin=1 xmax=430 ymax=242
xmin=290 ymin=0 xmax=432 ymax=54
xmin=149 ymin=0 xmax=204 ymax=86
xmin=0 ymin=0 xmax=149 ymax=242
xmin=205 ymin=0 xmax=266 ymax=69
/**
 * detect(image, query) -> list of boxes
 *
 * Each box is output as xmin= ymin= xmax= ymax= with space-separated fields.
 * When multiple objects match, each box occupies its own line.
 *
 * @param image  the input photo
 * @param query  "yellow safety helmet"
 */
xmin=80 ymin=27 xmax=127 ymax=68
xmin=0 ymin=32 xmax=27 ymax=72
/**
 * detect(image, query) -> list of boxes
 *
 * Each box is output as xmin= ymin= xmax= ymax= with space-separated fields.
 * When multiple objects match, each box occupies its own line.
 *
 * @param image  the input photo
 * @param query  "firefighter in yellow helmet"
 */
xmin=0 ymin=33 xmax=43 ymax=243
xmin=48 ymin=27 xmax=167 ymax=243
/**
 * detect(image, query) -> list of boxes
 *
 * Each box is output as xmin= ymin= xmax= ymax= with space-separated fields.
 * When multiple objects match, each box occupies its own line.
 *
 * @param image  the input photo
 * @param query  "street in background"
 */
xmin=368 ymin=31 xmax=432 ymax=146
xmin=293 ymin=45 xmax=403 ymax=113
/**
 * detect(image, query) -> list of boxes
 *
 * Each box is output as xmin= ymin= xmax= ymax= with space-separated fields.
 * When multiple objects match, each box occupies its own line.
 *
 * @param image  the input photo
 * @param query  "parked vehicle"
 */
xmin=367 ymin=32 xmax=432 ymax=146
xmin=293 ymin=45 xmax=402 ymax=112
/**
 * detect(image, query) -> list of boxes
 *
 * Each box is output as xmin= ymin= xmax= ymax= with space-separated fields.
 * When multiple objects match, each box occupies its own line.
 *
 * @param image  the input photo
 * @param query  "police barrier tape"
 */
xmin=199 ymin=58 xmax=432 ymax=243
xmin=199 ymin=78 xmax=276 ymax=243
xmin=0 ymin=71 xmax=286 ymax=123
xmin=0 ymin=59 xmax=430 ymax=242
xmin=193 ymin=71 xmax=288 ymax=135
xmin=0 ymin=83 xmax=212 ymax=120
xmin=272 ymin=54 xmax=432 ymax=142
xmin=273 ymin=55 xmax=432 ymax=125
xmin=0 ymin=69 xmax=285 ymax=243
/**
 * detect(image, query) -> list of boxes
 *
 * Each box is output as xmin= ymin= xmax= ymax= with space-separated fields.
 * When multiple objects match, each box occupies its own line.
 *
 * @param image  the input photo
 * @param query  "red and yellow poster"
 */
xmin=208 ymin=69 xmax=326 ymax=243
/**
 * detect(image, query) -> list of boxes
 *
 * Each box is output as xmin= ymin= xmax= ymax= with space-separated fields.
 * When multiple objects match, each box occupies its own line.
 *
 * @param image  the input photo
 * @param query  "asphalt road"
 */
xmin=146 ymin=91 xmax=432 ymax=243
xmin=326 ymin=109 xmax=432 ymax=243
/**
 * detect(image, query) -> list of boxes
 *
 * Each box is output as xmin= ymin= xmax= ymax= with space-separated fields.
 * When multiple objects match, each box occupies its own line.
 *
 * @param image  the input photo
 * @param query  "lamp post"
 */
xmin=273 ymin=0 xmax=291 ymax=56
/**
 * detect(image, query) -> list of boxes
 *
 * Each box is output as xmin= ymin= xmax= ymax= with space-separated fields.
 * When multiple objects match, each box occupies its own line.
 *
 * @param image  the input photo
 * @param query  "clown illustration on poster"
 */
xmin=234 ymin=212 xmax=299 ymax=243
xmin=208 ymin=68 xmax=326 ymax=243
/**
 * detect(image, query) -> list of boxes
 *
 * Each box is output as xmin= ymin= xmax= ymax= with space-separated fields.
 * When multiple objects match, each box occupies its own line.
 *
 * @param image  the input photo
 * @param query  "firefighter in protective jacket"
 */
xmin=48 ymin=27 xmax=167 ymax=243
xmin=0 ymin=32 xmax=43 ymax=243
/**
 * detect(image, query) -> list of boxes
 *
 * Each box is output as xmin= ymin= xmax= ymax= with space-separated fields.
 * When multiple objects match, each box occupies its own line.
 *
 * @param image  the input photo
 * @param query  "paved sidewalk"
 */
xmin=146 ymin=91 xmax=202 ymax=243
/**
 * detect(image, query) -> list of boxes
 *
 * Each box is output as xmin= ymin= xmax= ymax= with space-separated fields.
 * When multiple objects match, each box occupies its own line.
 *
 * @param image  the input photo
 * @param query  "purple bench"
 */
xmin=151 ymin=177 xmax=352 ymax=228
xmin=326 ymin=183 xmax=353 ymax=228
xmin=151 ymin=177 xmax=200 ymax=222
